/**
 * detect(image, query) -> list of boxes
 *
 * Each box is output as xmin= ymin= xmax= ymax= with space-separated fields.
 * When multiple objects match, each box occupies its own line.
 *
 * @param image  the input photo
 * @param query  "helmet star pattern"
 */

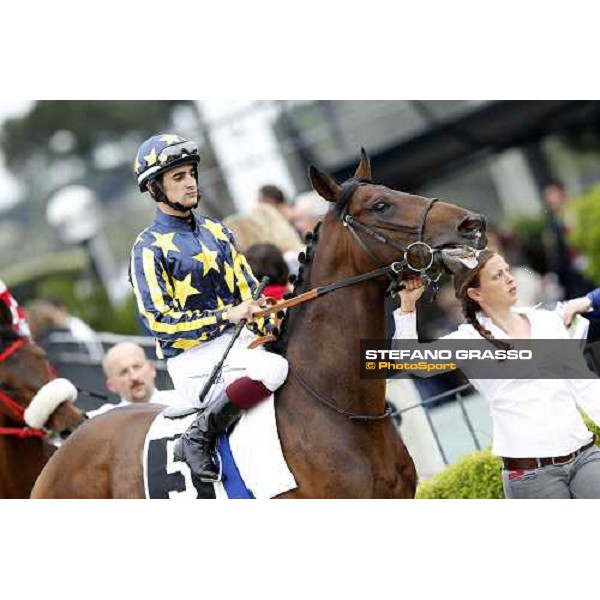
xmin=134 ymin=133 xmax=201 ymax=192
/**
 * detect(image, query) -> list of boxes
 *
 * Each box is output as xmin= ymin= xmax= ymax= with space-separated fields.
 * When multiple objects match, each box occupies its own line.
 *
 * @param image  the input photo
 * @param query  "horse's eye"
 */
xmin=371 ymin=201 xmax=389 ymax=214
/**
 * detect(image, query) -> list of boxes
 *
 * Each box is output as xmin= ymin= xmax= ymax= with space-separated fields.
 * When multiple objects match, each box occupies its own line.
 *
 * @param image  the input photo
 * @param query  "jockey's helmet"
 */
xmin=134 ymin=134 xmax=201 ymax=193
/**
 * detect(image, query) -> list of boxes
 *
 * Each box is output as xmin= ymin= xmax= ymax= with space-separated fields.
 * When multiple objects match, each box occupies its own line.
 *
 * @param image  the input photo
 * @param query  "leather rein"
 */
xmin=258 ymin=178 xmax=442 ymax=422
xmin=0 ymin=338 xmax=46 ymax=439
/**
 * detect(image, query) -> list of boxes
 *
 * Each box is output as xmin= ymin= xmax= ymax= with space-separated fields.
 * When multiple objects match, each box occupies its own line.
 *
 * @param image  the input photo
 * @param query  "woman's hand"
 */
xmin=562 ymin=296 xmax=592 ymax=326
xmin=398 ymin=277 xmax=426 ymax=313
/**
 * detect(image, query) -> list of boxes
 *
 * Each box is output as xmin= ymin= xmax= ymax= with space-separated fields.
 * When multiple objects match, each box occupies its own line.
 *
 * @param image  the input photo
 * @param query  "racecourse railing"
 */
xmin=392 ymin=382 xmax=481 ymax=466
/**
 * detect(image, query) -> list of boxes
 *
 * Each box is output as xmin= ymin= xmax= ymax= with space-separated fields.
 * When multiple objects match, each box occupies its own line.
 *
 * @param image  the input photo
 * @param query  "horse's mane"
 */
xmin=265 ymin=220 xmax=322 ymax=357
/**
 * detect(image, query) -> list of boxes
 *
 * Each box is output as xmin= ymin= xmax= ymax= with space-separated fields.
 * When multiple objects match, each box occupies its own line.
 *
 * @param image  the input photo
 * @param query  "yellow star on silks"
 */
xmin=223 ymin=262 xmax=235 ymax=293
xmin=144 ymin=147 xmax=158 ymax=166
xmin=171 ymin=339 xmax=201 ymax=351
xmin=202 ymin=219 xmax=230 ymax=243
xmin=173 ymin=273 xmax=201 ymax=308
xmin=216 ymin=296 xmax=226 ymax=310
xmin=193 ymin=244 xmax=220 ymax=275
xmin=159 ymin=134 xmax=182 ymax=145
xmin=151 ymin=232 xmax=180 ymax=258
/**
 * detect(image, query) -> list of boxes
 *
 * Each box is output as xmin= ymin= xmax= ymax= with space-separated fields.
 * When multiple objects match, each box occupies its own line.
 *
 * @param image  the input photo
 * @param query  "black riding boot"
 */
xmin=173 ymin=391 xmax=242 ymax=483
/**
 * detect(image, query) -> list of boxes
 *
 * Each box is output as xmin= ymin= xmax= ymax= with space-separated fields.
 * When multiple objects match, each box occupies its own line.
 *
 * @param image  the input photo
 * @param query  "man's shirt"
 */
xmin=86 ymin=389 xmax=180 ymax=418
xmin=130 ymin=210 xmax=266 ymax=359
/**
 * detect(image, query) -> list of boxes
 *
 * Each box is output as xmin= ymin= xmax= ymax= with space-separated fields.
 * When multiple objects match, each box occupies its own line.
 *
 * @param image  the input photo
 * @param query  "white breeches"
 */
xmin=166 ymin=329 xmax=289 ymax=409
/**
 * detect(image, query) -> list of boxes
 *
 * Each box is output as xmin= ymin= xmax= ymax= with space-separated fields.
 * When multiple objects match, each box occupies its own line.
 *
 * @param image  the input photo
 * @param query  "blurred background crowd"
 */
xmin=4 ymin=100 xmax=600 ymax=471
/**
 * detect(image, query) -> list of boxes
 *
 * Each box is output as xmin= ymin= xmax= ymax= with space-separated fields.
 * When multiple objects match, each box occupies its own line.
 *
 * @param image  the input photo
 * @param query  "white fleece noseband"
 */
xmin=24 ymin=378 xmax=78 ymax=429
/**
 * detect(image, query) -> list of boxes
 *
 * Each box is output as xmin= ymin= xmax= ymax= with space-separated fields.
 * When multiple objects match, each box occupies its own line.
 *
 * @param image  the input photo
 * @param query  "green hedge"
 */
xmin=569 ymin=184 xmax=600 ymax=284
xmin=416 ymin=450 xmax=505 ymax=499
xmin=416 ymin=416 xmax=600 ymax=499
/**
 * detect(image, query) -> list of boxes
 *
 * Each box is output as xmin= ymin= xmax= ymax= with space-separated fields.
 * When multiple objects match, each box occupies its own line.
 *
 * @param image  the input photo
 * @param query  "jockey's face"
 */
xmin=161 ymin=163 xmax=199 ymax=210
xmin=104 ymin=343 xmax=156 ymax=403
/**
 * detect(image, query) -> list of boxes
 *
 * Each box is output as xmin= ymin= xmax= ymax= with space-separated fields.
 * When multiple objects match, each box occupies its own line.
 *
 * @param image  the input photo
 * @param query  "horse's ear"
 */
xmin=353 ymin=147 xmax=372 ymax=180
xmin=308 ymin=165 xmax=341 ymax=203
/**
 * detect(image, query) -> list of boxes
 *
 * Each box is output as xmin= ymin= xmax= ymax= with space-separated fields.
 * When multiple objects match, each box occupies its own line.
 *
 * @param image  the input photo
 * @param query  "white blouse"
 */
xmin=393 ymin=307 xmax=600 ymax=458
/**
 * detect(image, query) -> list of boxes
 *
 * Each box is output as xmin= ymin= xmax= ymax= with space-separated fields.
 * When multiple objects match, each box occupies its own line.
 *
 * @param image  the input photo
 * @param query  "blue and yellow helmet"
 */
xmin=134 ymin=133 xmax=200 ymax=192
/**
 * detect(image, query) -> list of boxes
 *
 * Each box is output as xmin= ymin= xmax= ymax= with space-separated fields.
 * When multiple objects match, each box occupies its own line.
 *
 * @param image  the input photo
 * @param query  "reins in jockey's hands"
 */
xmin=227 ymin=296 xmax=270 ymax=324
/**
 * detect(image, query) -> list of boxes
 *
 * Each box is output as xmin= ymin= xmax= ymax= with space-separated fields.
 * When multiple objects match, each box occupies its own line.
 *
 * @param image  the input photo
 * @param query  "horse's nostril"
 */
xmin=458 ymin=214 xmax=486 ymax=234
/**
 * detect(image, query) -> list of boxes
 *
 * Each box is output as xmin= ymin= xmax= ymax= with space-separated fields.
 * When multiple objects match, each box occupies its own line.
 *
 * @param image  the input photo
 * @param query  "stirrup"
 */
xmin=163 ymin=405 xmax=200 ymax=420
xmin=200 ymin=449 xmax=223 ymax=483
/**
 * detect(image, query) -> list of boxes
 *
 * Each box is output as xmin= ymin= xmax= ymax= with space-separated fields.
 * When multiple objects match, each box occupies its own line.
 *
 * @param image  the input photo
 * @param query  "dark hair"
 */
xmin=453 ymin=250 xmax=511 ymax=351
xmin=259 ymin=184 xmax=286 ymax=205
xmin=543 ymin=178 xmax=566 ymax=192
xmin=245 ymin=243 xmax=289 ymax=286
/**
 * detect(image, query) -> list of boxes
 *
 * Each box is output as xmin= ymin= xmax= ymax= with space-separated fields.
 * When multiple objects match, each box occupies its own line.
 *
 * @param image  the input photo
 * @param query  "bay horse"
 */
xmin=0 ymin=303 xmax=86 ymax=498
xmin=31 ymin=150 xmax=486 ymax=498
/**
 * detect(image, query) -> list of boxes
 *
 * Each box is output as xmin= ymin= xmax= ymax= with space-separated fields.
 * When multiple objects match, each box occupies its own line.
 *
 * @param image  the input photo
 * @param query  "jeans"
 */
xmin=502 ymin=445 xmax=600 ymax=499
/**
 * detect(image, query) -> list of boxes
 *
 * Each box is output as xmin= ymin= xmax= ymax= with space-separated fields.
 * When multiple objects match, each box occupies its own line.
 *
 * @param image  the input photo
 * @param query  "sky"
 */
xmin=0 ymin=100 xmax=34 ymax=209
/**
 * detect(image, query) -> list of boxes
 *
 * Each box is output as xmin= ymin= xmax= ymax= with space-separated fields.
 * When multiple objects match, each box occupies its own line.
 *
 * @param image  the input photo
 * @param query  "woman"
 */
xmin=394 ymin=249 xmax=600 ymax=499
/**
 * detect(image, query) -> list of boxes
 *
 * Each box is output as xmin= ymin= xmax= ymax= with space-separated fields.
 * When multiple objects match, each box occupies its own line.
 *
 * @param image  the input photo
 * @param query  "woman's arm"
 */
xmin=561 ymin=288 xmax=600 ymax=326
xmin=391 ymin=278 xmax=468 ymax=378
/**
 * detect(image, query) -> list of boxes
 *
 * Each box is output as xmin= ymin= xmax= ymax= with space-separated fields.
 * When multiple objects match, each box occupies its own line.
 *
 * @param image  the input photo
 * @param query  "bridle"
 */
xmin=339 ymin=177 xmax=442 ymax=289
xmin=0 ymin=338 xmax=46 ymax=439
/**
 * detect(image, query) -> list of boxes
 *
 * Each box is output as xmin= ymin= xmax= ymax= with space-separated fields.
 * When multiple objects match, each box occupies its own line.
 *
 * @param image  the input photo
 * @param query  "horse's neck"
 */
xmin=0 ymin=413 xmax=51 ymax=498
xmin=284 ymin=227 xmax=388 ymax=413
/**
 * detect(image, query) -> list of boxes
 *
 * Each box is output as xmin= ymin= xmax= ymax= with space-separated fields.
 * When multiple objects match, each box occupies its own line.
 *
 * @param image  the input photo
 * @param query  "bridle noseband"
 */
xmin=0 ymin=338 xmax=46 ymax=439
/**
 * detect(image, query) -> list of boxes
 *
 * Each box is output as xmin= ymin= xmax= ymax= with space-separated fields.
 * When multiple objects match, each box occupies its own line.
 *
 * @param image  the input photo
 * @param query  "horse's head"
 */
xmin=0 ymin=303 xmax=85 ymax=436
xmin=308 ymin=149 xmax=487 ymax=279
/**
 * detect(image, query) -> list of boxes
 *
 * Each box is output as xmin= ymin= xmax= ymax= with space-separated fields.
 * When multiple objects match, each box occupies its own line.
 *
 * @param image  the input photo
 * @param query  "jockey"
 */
xmin=130 ymin=133 xmax=288 ymax=484
xmin=0 ymin=278 xmax=31 ymax=338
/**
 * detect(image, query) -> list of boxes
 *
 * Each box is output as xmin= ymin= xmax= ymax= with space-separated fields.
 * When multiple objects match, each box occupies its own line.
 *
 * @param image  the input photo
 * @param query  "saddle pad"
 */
xmin=143 ymin=395 xmax=297 ymax=499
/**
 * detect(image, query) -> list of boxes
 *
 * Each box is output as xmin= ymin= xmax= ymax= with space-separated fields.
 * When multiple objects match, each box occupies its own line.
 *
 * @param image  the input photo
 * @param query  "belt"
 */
xmin=502 ymin=437 xmax=596 ymax=470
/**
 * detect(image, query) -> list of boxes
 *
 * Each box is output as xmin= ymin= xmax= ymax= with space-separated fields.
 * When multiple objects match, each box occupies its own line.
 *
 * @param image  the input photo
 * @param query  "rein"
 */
xmin=292 ymin=369 xmax=398 ymax=421
xmin=255 ymin=184 xmax=441 ymax=320
xmin=0 ymin=338 xmax=47 ymax=439
xmin=255 ymin=262 xmax=402 ymax=319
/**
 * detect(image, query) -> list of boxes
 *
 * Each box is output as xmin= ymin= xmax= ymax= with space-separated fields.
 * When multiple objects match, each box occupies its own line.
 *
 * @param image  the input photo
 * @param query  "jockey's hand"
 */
xmin=228 ymin=298 xmax=265 ymax=324
xmin=562 ymin=296 xmax=592 ymax=327
xmin=398 ymin=277 xmax=426 ymax=313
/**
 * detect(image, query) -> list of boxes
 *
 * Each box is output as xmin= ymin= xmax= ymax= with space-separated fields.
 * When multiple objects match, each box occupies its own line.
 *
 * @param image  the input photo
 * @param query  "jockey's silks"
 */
xmin=130 ymin=210 xmax=269 ymax=359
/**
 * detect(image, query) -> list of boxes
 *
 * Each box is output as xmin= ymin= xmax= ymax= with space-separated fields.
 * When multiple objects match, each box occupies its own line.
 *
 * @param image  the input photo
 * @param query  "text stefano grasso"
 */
xmin=364 ymin=349 xmax=533 ymax=361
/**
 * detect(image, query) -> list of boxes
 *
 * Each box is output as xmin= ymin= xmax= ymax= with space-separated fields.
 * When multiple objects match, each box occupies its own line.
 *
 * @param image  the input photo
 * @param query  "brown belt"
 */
xmin=502 ymin=437 xmax=596 ymax=470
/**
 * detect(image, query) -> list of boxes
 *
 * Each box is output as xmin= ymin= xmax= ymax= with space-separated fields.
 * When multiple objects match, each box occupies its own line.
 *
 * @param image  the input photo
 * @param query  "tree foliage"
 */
xmin=569 ymin=183 xmax=600 ymax=284
xmin=0 ymin=100 xmax=195 ymax=175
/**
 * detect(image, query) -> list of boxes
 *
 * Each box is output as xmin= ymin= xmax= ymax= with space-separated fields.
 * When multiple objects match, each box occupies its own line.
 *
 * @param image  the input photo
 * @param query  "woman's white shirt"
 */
xmin=393 ymin=307 xmax=600 ymax=458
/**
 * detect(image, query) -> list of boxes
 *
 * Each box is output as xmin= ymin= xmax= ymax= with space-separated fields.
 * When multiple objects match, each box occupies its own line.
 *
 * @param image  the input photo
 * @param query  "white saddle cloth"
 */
xmin=143 ymin=394 xmax=297 ymax=499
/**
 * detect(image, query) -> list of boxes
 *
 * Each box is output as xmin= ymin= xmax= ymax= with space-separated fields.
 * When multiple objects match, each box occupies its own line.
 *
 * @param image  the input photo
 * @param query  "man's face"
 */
xmin=105 ymin=344 xmax=156 ymax=403
xmin=160 ymin=164 xmax=199 ymax=210
xmin=543 ymin=184 xmax=567 ymax=213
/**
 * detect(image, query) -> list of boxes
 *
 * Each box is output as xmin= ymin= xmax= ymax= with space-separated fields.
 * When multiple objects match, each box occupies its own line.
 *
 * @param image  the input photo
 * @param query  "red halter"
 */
xmin=0 ymin=338 xmax=46 ymax=439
